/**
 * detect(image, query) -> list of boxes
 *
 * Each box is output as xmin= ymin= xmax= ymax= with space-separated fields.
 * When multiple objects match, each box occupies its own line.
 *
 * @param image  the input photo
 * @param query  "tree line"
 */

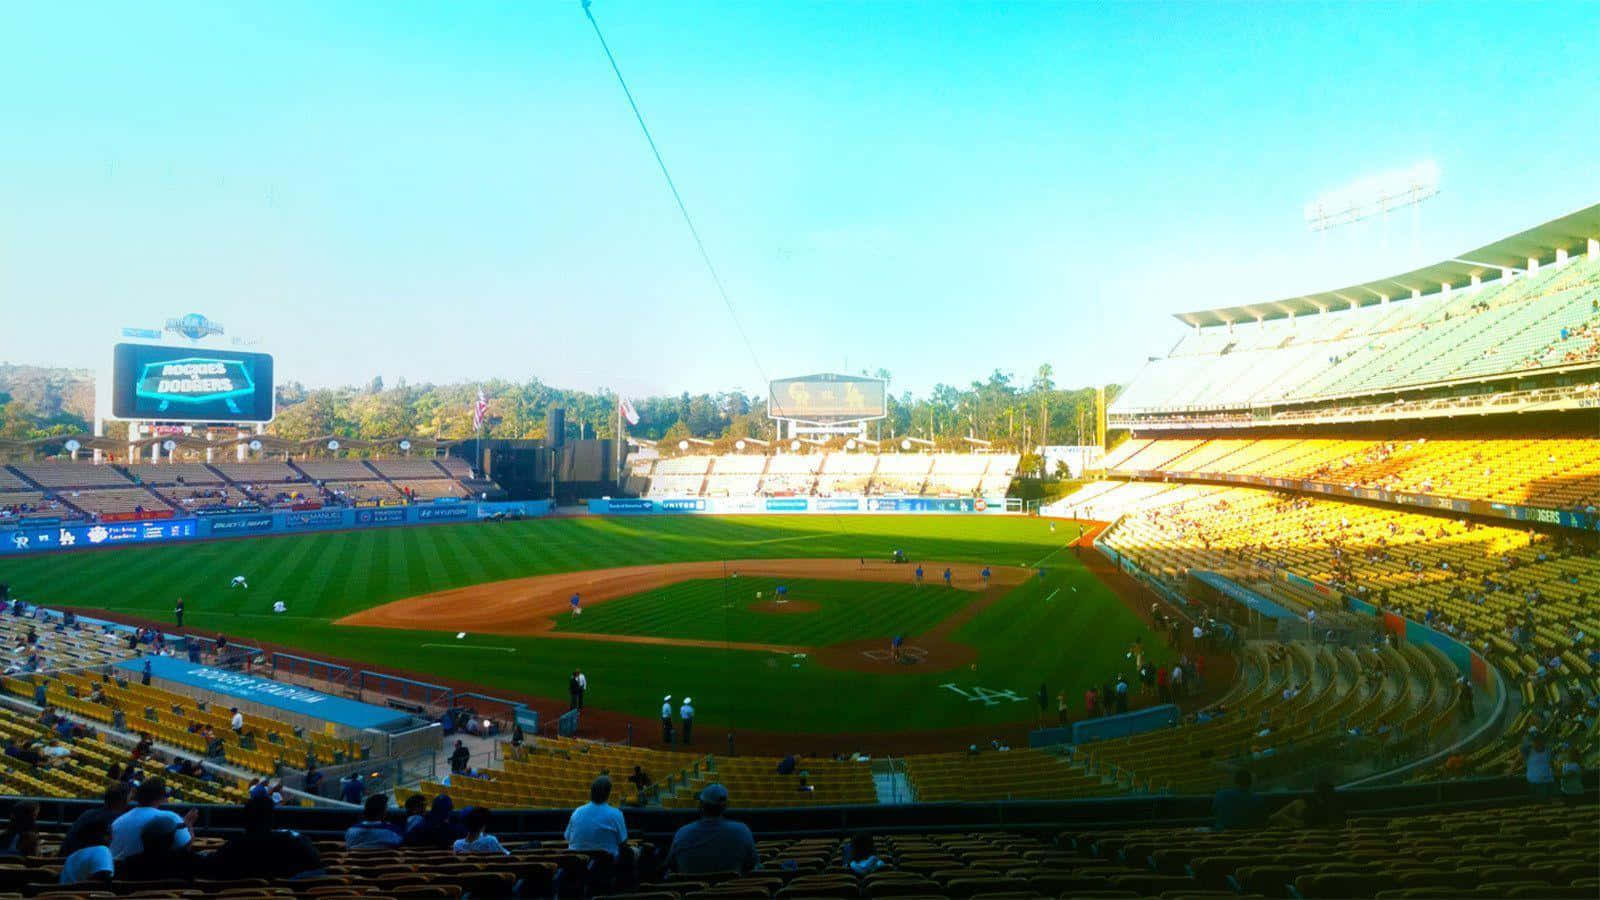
xmin=0 ymin=365 xmax=1119 ymax=454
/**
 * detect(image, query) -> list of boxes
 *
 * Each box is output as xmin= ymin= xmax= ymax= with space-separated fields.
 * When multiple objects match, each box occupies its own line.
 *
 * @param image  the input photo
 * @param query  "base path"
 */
xmin=336 ymin=558 xmax=1030 ymax=673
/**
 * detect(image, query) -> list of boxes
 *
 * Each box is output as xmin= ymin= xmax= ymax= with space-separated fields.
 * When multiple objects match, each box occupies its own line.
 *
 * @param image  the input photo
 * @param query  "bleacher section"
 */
xmin=1077 ymin=479 xmax=1600 ymax=774
xmin=1115 ymin=249 xmax=1600 ymax=414
xmin=1101 ymin=435 xmax=1600 ymax=511
xmin=759 ymin=454 xmax=821 ymax=496
xmin=0 ymin=457 xmax=479 ymax=521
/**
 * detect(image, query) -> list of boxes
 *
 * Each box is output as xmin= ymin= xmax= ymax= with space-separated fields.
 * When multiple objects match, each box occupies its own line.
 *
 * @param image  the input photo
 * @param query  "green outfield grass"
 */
xmin=0 ymin=515 xmax=1165 ymax=737
xmin=551 ymin=576 xmax=971 ymax=645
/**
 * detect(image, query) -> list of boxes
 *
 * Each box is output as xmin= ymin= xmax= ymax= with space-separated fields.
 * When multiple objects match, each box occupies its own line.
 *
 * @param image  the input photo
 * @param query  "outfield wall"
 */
xmin=0 ymin=499 xmax=552 ymax=556
xmin=588 ymin=496 xmax=1017 ymax=515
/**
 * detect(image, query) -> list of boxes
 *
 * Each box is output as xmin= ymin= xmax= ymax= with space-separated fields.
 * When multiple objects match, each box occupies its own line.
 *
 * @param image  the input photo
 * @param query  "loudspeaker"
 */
xmin=547 ymin=407 xmax=567 ymax=447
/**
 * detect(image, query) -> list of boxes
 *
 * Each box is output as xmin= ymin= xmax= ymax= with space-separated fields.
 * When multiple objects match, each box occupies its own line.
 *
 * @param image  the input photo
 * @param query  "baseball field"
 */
xmin=0 ymin=514 xmax=1171 ymax=744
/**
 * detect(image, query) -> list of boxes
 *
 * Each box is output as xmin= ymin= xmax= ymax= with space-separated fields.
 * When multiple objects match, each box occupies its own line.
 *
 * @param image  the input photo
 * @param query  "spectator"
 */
xmin=1211 ymin=769 xmax=1266 ymax=831
xmin=844 ymin=833 xmax=886 ymax=875
xmin=405 ymin=795 xmax=463 ymax=848
xmin=1269 ymin=780 xmax=1344 ymax=828
xmin=339 ymin=773 xmax=364 ymax=805
xmin=60 ymin=785 xmax=130 ymax=858
xmin=346 ymin=795 xmax=402 ymax=850
xmin=401 ymin=794 xmax=428 ymax=833
xmin=303 ymin=764 xmax=324 ymax=795
xmin=663 ymin=784 xmax=758 ymax=875
xmin=208 ymin=794 xmax=323 ymax=880
xmin=117 ymin=816 xmax=200 ymax=882
xmin=1522 ymin=734 xmax=1556 ymax=801
xmin=0 ymin=800 xmax=41 ymax=858
xmin=59 ymin=819 xmax=114 ymax=885
xmin=776 ymin=754 xmax=797 ymax=775
xmin=565 ymin=776 xmax=627 ymax=858
xmin=229 ymin=708 xmax=243 ymax=734
xmin=110 ymin=778 xmax=196 ymax=860
xmin=449 ymin=740 xmax=470 ymax=775
xmin=626 ymin=765 xmax=653 ymax=805
xmin=453 ymin=806 xmax=510 ymax=855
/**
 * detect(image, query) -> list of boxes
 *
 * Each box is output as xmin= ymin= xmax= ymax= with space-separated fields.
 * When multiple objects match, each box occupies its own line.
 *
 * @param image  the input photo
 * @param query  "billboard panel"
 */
xmin=768 ymin=373 xmax=886 ymax=421
xmin=111 ymin=343 xmax=275 ymax=423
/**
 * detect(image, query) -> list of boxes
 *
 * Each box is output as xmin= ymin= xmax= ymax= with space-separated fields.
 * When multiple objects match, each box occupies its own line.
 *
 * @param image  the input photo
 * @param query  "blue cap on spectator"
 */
xmin=698 ymin=783 xmax=728 ymax=805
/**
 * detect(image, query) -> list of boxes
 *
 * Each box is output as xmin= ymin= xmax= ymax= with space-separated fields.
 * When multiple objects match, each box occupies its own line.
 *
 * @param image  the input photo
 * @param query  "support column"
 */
xmin=1501 ymin=267 xmax=1515 ymax=284
xmin=1528 ymin=256 xmax=1540 ymax=276
xmin=1469 ymin=274 xmax=1481 ymax=294
xmin=1440 ymin=281 xmax=1452 ymax=302
xmin=1588 ymin=238 xmax=1598 ymax=260
xmin=1555 ymin=248 xmax=1569 ymax=267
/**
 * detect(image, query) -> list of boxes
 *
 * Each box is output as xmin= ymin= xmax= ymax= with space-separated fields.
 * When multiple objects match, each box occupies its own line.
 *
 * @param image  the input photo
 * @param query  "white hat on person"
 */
xmin=684 ymin=697 xmax=692 ymax=703
xmin=663 ymin=695 xmax=671 ymax=701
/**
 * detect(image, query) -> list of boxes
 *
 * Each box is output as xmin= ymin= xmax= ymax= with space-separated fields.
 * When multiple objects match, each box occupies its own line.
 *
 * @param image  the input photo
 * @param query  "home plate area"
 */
xmin=862 ymin=645 xmax=930 ymax=664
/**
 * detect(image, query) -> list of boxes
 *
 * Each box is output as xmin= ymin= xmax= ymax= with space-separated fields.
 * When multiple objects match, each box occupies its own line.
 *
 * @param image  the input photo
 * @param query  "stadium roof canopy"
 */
xmin=1176 ymin=203 xmax=1600 ymax=327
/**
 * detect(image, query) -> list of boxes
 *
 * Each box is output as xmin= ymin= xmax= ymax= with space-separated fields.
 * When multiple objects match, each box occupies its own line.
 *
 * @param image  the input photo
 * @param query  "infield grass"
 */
xmin=551 ymin=576 xmax=971 ymax=645
xmin=0 ymin=515 xmax=1165 ymax=737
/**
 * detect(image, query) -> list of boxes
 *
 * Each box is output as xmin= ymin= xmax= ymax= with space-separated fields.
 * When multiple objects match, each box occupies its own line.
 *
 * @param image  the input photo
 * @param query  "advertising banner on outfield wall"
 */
xmin=586 ymin=496 xmax=1011 ymax=516
xmin=0 ymin=500 xmax=552 ymax=555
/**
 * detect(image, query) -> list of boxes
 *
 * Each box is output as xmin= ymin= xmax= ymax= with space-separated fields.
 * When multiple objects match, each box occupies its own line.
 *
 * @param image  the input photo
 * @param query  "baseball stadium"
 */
xmin=2 ymin=4 xmax=1598 ymax=899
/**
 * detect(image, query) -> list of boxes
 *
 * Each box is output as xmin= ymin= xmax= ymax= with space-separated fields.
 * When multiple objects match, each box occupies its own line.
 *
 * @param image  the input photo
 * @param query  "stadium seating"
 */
xmin=10 ymin=463 xmax=131 ymax=489
xmin=1115 ymin=251 xmax=1600 ymax=413
xmin=295 ymin=459 xmax=379 ymax=481
xmin=815 ymin=452 xmax=877 ymax=496
xmin=628 ymin=452 xmax=1019 ymax=499
xmin=0 ymin=492 xmax=71 ymax=522
xmin=760 ymin=454 xmax=821 ymax=496
xmin=368 ymin=458 xmax=452 ymax=479
xmin=868 ymin=454 xmax=932 ymax=495
xmin=64 ymin=488 xmax=173 ymax=519
xmin=392 ymin=479 xmax=471 ymax=501
xmin=1100 ymin=436 xmax=1600 ymax=511
xmin=1078 ymin=479 xmax=1600 ymax=775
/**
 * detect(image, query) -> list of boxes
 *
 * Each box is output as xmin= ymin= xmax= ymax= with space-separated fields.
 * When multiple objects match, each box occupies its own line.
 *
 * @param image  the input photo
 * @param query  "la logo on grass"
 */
xmin=939 ymin=683 xmax=1027 ymax=706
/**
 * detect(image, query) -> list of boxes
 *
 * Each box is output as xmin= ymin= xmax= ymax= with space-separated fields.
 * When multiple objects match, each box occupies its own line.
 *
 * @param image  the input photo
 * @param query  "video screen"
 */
xmin=769 ymin=375 xmax=887 ymax=420
xmin=111 ymin=343 xmax=275 ymax=422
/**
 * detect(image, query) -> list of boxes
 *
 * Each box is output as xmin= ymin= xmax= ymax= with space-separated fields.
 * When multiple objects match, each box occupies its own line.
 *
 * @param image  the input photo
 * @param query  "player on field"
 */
xmin=570 ymin=593 xmax=582 ymax=616
xmin=230 ymin=575 xmax=248 ymax=590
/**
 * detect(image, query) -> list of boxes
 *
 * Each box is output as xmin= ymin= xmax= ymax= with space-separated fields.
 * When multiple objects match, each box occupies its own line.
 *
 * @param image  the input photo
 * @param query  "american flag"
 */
xmin=472 ymin=388 xmax=489 ymax=431
xmin=619 ymin=397 xmax=640 ymax=426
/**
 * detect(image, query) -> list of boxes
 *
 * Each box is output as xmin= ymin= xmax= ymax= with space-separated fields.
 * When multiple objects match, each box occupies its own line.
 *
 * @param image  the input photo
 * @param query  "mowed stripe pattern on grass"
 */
xmin=551 ymin=576 xmax=971 ymax=646
xmin=0 ymin=515 xmax=1167 ymax=735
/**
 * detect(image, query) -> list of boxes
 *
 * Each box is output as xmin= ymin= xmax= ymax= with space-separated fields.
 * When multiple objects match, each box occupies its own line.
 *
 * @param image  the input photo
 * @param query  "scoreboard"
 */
xmin=111 ymin=343 xmax=275 ymax=423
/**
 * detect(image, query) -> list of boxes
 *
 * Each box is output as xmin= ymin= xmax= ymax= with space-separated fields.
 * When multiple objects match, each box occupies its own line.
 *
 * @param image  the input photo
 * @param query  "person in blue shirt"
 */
xmin=339 ymin=773 xmax=364 ymax=806
xmin=1211 ymin=769 xmax=1266 ymax=831
xmin=942 ymin=568 xmax=952 ymax=587
xmin=564 ymin=776 xmax=628 ymax=858
xmin=980 ymin=567 xmax=991 ymax=585
xmin=664 ymin=784 xmax=758 ymax=875
xmin=346 ymin=795 xmax=402 ymax=850
xmin=914 ymin=566 xmax=923 ymax=585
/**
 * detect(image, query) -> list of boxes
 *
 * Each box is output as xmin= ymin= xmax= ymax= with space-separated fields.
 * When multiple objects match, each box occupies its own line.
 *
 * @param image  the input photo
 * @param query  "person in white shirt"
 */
xmin=230 ymin=576 xmax=248 ymax=590
xmin=575 ymin=671 xmax=587 ymax=709
xmin=230 ymin=708 xmax=244 ymax=733
xmin=271 ymin=601 xmax=286 ymax=614
xmin=109 ymin=779 xmax=194 ymax=860
xmin=60 ymin=820 xmax=114 ymax=884
xmin=660 ymin=695 xmax=673 ymax=744
xmin=565 ymin=776 xmax=628 ymax=858
xmin=680 ymin=698 xmax=695 ymax=745
xmin=453 ymin=807 xmax=510 ymax=855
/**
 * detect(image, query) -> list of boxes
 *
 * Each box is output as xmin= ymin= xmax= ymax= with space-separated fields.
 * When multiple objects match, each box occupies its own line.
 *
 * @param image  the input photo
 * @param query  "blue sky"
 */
xmin=2 ymin=1 xmax=1597 ymax=398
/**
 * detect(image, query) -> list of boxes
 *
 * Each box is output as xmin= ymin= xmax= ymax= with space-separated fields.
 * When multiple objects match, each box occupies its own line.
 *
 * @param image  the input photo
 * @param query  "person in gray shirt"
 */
xmin=664 ymin=784 xmax=757 ymax=875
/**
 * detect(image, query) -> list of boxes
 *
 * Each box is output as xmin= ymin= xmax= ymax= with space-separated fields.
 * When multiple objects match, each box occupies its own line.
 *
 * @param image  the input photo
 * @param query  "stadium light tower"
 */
xmin=1304 ymin=161 xmax=1440 ymax=233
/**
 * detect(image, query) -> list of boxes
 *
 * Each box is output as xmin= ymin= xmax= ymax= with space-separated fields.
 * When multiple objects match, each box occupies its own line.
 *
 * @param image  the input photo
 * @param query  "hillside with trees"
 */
xmin=1 ymin=365 xmax=1116 ymax=453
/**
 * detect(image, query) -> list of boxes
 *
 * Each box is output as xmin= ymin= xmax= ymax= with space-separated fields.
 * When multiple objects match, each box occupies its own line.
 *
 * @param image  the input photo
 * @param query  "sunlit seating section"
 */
xmin=760 ymin=454 xmax=821 ymax=496
xmin=391 ymin=479 xmax=471 ymax=500
xmin=11 ymin=463 xmax=131 ymax=489
xmin=1107 ymin=436 xmax=1600 ymax=511
xmin=296 ymin=459 xmax=378 ymax=481
xmin=977 ymin=454 xmax=1020 ymax=495
xmin=0 ymin=491 xmax=73 ymax=522
xmin=68 ymin=488 xmax=173 ymax=517
xmin=369 ymin=457 xmax=451 ymax=479
xmin=209 ymin=460 xmax=302 ymax=483
xmin=816 ymin=452 xmax=876 ymax=495
xmin=870 ymin=453 xmax=931 ymax=494
xmin=322 ymin=480 xmax=401 ymax=504
xmin=123 ymin=463 xmax=223 ymax=486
